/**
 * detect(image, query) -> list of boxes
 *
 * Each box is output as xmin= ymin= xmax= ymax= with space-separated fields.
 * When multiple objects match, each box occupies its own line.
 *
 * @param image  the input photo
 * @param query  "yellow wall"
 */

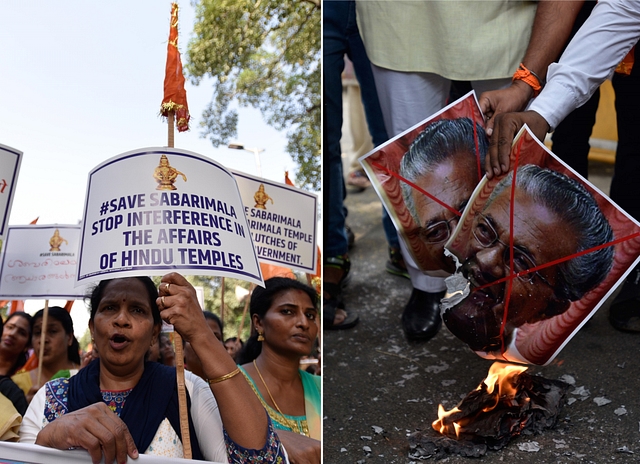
xmin=592 ymin=80 xmax=617 ymax=141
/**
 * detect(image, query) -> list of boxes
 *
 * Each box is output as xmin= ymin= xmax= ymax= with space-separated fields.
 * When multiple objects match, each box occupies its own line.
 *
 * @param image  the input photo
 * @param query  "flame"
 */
xmin=432 ymin=404 xmax=463 ymax=437
xmin=432 ymin=362 xmax=528 ymax=438
xmin=480 ymin=362 xmax=528 ymax=396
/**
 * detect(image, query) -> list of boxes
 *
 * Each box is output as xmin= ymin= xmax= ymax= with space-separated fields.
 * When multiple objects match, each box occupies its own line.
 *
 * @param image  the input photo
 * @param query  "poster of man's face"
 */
xmin=361 ymin=92 xmax=640 ymax=365
xmin=443 ymin=127 xmax=640 ymax=365
xmin=360 ymin=92 xmax=487 ymax=277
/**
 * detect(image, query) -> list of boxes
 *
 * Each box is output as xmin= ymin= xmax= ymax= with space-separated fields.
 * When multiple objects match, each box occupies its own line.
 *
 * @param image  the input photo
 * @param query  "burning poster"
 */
xmin=360 ymin=92 xmax=640 ymax=365
xmin=443 ymin=126 xmax=640 ymax=365
xmin=410 ymin=362 xmax=571 ymax=458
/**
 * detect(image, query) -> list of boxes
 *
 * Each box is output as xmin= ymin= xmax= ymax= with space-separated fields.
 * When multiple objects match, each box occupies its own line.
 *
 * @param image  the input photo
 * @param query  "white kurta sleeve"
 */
xmin=530 ymin=0 xmax=640 ymax=130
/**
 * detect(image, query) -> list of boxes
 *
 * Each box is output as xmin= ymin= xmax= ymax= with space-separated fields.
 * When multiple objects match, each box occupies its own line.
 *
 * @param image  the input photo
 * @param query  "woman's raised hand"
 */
xmin=35 ymin=402 xmax=138 ymax=464
xmin=157 ymin=272 xmax=209 ymax=343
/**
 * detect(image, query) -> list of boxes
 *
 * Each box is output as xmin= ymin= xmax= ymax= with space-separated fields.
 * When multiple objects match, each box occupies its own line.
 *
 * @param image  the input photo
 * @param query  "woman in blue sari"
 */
xmin=20 ymin=273 xmax=285 ymax=463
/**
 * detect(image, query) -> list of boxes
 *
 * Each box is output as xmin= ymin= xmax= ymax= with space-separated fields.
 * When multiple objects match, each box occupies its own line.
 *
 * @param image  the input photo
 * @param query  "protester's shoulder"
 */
xmin=0 ymin=375 xmax=23 ymax=396
xmin=0 ymin=376 xmax=28 ymax=415
xmin=299 ymin=369 xmax=320 ymax=391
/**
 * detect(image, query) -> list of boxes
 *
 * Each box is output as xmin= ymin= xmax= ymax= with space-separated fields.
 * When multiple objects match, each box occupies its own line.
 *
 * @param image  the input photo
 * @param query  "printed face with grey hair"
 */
xmin=443 ymin=165 xmax=614 ymax=354
xmin=400 ymin=118 xmax=488 ymax=273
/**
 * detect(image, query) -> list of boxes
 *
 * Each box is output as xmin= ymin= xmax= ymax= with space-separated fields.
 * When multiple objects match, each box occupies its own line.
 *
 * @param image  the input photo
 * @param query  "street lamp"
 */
xmin=227 ymin=143 xmax=265 ymax=177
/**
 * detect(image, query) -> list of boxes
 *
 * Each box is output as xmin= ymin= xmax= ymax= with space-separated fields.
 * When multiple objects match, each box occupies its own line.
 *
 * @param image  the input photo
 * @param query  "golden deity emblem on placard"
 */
xmin=153 ymin=154 xmax=187 ymax=190
xmin=254 ymin=184 xmax=274 ymax=210
xmin=49 ymin=229 xmax=68 ymax=251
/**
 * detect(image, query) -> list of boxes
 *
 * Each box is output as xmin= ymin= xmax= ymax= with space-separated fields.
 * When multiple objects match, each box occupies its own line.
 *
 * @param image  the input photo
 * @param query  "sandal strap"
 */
xmin=322 ymin=288 xmax=341 ymax=326
xmin=324 ymin=254 xmax=351 ymax=273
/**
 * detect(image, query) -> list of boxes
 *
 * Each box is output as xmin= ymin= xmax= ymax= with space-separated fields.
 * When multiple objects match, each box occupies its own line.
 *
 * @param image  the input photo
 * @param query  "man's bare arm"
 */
xmin=479 ymin=1 xmax=583 ymax=178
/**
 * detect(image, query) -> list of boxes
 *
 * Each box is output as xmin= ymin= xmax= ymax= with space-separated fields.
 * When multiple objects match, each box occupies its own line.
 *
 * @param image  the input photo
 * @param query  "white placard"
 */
xmin=0 ymin=441 xmax=215 ymax=463
xmin=77 ymin=148 xmax=263 ymax=287
xmin=0 ymin=225 xmax=86 ymax=299
xmin=233 ymin=171 xmax=318 ymax=273
xmin=0 ymin=144 xmax=23 ymax=237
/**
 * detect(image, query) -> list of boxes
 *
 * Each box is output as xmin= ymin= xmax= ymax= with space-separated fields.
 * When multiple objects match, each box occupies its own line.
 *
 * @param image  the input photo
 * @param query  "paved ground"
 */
xmin=323 ymin=161 xmax=640 ymax=463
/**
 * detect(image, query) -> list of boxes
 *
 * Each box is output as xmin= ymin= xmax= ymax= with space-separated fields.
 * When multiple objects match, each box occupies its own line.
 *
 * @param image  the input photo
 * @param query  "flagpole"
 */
xmin=166 ymin=125 xmax=191 ymax=460
xmin=161 ymin=3 xmax=192 ymax=457
xmin=168 ymin=112 xmax=175 ymax=149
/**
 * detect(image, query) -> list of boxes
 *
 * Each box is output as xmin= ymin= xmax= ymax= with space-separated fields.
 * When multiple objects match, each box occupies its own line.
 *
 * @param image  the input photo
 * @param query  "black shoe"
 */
xmin=609 ymin=297 xmax=640 ymax=332
xmin=613 ymin=266 xmax=640 ymax=305
xmin=402 ymin=288 xmax=446 ymax=341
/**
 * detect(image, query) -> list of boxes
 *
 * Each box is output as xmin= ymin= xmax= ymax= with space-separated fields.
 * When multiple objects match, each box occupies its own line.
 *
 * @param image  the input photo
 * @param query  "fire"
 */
xmin=481 ymin=362 xmax=528 ymax=395
xmin=432 ymin=404 xmax=462 ymax=436
xmin=432 ymin=362 xmax=528 ymax=438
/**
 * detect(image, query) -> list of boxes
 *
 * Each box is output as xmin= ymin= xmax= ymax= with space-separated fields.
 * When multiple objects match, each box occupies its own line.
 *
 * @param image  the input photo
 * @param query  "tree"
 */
xmin=186 ymin=0 xmax=321 ymax=191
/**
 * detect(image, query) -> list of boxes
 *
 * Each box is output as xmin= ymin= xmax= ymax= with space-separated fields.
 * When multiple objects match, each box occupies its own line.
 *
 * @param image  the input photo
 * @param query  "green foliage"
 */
xmin=79 ymin=328 xmax=93 ymax=352
xmin=186 ymin=0 xmax=321 ymax=190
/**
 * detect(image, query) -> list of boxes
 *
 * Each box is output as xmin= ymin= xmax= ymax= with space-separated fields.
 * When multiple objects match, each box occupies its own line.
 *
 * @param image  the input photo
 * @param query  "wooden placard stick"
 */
xmin=172 ymin=332 xmax=191 ymax=458
xmin=166 ymin=109 xmax=190 ymax=458
xmin=36 ymin=300 xmax=49 ymax=386
xmin=220 ymin=277 xmax=225 ymax=325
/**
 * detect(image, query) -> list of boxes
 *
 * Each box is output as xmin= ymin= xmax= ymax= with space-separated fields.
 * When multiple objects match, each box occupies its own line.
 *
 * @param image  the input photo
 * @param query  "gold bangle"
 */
xmin=208 ymin=367 xmax=241 ymax=385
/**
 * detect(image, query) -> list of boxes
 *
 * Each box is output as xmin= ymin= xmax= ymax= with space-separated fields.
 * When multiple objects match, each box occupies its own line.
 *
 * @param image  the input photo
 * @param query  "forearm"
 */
xmin=278 ymin=429 xmax=321 ymax=464
xmin=530 ymin=0 xmax=640 ymax=129
xmin=192 ymin=333 xmax=269 ymax=449
xmin=522 ymin=1 xmax=584 ymax=80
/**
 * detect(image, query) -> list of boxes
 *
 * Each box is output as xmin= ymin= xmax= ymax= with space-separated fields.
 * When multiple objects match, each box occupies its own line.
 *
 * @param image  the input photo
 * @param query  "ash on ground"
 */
xmin=408 ymin=371 xmax=571 ymax=460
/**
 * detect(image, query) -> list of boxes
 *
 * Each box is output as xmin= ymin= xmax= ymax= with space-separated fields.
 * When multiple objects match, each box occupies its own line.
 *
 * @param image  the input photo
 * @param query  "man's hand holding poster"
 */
xmin=360 ymin=92 xmax=640 ymax=365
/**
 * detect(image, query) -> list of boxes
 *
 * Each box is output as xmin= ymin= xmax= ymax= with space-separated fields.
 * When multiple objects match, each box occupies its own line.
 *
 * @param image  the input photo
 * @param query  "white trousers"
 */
xmin=371 ymin=64 xmax=511 ymax=293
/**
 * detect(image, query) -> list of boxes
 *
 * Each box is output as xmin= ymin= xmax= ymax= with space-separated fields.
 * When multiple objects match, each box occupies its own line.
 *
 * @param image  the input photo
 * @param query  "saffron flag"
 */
xmin=160 ymin=2 xmax=190 ymax=132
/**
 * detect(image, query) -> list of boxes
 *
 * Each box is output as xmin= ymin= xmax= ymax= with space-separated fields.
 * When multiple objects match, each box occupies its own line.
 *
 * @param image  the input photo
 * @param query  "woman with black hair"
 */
xmin=0 ymin=312 xmax=33 ymax=378
xmin=237 ymin=277 xmax=321 ymax=462
xmin=19 ymin=273 xmax=284 ymax=463
xmin=0 ymin=312 xmax=31 ymax=415
xmin=13 ymin=307 xmax=80 ymax=403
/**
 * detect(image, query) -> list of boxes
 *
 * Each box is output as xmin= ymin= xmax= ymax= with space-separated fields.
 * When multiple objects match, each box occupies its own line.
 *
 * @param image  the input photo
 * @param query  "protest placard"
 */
xmin=233 ymin=171 xmax=318 ymax=274
xmin=0 ymin=225 xmax=86 ymax=299
xmin=0 ymin=441 xmax=215 ymax=464
xmin=77 ymin=148 xmax=263 ymax=287
xmin=0 ymin=144 xmax=22 ymax=237
xmin=359 ymin=91 xmax=486 ymax=277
